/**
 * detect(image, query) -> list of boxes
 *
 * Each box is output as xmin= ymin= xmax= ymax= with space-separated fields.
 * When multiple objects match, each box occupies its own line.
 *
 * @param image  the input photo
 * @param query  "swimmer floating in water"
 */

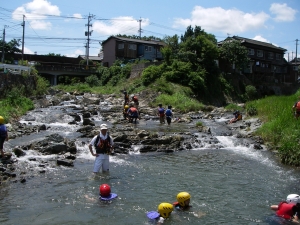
xmin=147 ymin=202 xmax=174 ymax=224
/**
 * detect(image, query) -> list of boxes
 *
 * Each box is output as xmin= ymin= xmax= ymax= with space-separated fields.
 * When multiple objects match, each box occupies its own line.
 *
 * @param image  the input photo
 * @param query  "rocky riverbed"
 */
xmin=0 ymin=89 xmax=265 ymax=185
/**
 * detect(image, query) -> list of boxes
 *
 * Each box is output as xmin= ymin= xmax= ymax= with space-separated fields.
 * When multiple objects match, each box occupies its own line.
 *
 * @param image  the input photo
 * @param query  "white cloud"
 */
xmin=93 ymin=16 xmax=149 ymax=36
xmin=270 ymin=3 xmax=297 ymax=22
xmin=24 ymin=46 xmax=34 ymax=54
xmin=252 ymin=35 xmax=270 ymax=43
xmin=173 ymin=6 xmax=269 ymax=34
xmin=30 ymin=20 xmax=52 ymax=30
xmin=66 ymin=49 xmax=85 ymax=58
xmin=12 ymin=0 xmax=60 ymax=30
xmin=73 ymin=14 xmax=83 ymax=19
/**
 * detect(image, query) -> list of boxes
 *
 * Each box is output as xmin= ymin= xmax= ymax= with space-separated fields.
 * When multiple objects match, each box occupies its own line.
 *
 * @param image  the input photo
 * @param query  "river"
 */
xmin=0 ymin=98 xmax=299 ymax=225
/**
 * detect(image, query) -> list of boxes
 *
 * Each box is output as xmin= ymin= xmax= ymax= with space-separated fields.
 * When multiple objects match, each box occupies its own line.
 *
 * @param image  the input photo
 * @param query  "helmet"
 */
xmin=124 ymin=105 xmax=129 ymax=110
xmin=158 ymin=103 xmax=162 ymax=107
xmin=0 ymin=116 xmax=4 ymax=124
xmin=130 ymin=94 xmax=134 ymax=98
xmin=177 ymin=192 xmax=191 ymax=207
xmin=168 ymin=105 xmax=172 ymax=109
xmin=158 ymin=202 xmax=173 ymax=218
xmin=99 ymin=184 xmax=111 ymax=197
xmin=286 ymin=194 xmax=300 ymax=204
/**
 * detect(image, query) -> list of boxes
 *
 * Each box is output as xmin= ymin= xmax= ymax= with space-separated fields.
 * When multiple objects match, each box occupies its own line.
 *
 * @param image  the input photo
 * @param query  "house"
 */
xmin=101 ymin=36 xmax=165 ymax=67
xmin=218 ymin=36 xmax=292 ymax=83
xmin=289 ymin=58 xmax=300 ymax=82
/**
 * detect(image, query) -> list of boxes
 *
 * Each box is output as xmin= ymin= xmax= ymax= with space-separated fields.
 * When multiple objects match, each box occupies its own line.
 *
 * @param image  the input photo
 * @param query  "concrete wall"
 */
xmin=0 ymin=72 xmax=37 ymax=96
xmin=130 ymin=61 xmax=163 ymax=79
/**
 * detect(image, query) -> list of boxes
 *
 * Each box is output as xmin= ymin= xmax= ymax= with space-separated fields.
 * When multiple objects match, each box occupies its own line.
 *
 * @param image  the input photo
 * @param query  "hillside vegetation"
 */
xmin=246 ymin=90 xmax=300 ymax=166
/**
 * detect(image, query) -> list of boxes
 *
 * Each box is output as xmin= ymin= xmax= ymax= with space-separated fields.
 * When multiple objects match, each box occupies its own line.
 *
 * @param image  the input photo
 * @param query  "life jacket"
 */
xmin=129 ymin=107 xmax=138 ymax=116
xmin=237 ymin=114 xmax=242 ymax=120
xmin=158 ymin=107 xmax=165 ymax=115
xmin=94 ymin=134 xmax=111 ymax=154
xmin=165 ymin=109 xmax=172 ymax=117
xmin=276 ymin=201 xmax=295 ymax=220
xmin=296 ymin=101 xmax=300 ymax=111
xmin=0 ymin=125 xmax=7 ymax=138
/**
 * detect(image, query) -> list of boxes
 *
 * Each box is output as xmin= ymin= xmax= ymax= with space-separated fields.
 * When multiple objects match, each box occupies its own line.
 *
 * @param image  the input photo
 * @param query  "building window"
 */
xmin=276 ymin=54 xmax=281 ymax=60
xmin=129 ymin=44 xmax=136 ymax=50
xmin=294 ymin=66 xmax=299 ymax=71
xmin=257 ymin=50 xmax=263 ymax=57
xmin=145 ymin=46 xmax=152 ymax=52
xmin=248 ymin=48 xmax=254 ymax=55
xmin=268 ymin=52 xmax=273 ymax=59
xmin=118 ymin=43 xmax=124 ymax=49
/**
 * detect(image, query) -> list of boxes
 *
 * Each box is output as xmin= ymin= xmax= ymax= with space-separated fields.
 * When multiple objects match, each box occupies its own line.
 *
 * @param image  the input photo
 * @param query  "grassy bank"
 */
xmin=55 ymin=78 xmax=205 ymax=113
xmin=0 ymin=88 xmax=34 ymax=123
xmin=247 ymin=90 xmax=300 ymax=166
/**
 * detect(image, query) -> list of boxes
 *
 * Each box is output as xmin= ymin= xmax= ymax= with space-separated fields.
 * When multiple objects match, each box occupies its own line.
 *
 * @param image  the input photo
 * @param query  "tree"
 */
xmin=45 ymin=53 xmax=66 ymax=57
xmin=219 ymin=39 xmax=249 ymax=71
xmin=0 ymin=39 xmax=22 ymax=54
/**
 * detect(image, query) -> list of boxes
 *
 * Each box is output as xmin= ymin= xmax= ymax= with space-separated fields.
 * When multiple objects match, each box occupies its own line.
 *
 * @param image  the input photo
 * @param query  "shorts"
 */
xmin=159 ymin=116 xmax=165 ymax=124
xmin=93 ymin=154 xmax=109 ymax=173
xmin=0 ymin=137 xmax=5 ymax=149
xmin=166 ymin=117 xmax=172 ymax=124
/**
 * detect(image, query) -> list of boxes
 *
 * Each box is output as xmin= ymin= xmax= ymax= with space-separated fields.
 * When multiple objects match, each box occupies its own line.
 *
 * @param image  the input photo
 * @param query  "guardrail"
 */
xmin=0 ymin=63 xmax=31 ymax=74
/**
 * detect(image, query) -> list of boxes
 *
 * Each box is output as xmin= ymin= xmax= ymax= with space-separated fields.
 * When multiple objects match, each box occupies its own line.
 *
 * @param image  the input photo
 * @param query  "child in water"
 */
xmin=173 ymin=192 xmax=191 ymax=210
xmin=146 ymin=202 xmax=174 ymax=224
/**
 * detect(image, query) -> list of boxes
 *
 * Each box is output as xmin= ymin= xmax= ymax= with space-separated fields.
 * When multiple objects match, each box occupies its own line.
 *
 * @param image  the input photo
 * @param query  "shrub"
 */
xmin=245 ymin=85 xmax=257 ymax=100
xmin=85 ymin=75 xmax=100 ymax=87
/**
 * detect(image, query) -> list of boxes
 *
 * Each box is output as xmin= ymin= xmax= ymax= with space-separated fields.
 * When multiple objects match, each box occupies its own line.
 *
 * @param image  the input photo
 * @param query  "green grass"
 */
xmin=248 ymin=90 xmax=300 ymax=166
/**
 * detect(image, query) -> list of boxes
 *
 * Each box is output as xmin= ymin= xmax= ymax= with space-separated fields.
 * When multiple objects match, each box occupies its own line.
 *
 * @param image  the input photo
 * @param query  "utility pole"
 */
xmin=138 ymin=18 xmax=142 ymax=38
xmin=296 ymin=39 xmax=299 ymax=62
xmin=85 ymin=13 xmax=94 ymax=68
xmin=1 ymin=25 xmax=7 ymax=63
xmin=21 ymin=15 xmax=25 ymax=63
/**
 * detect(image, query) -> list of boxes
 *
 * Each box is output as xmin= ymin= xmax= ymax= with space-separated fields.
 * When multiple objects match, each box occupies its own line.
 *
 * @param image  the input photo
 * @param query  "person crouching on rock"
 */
xmin=88 ymin=123 xmax=114 ymax=174
xmin=228 ymin=110 xmax=242 ymax=124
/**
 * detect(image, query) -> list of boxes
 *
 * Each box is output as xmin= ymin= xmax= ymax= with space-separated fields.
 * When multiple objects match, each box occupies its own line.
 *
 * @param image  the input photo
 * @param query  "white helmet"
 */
xmin=286 ymin=194 xmax=300 ymax=204
xmin=130 ymin=94 xmax=134 ymax=98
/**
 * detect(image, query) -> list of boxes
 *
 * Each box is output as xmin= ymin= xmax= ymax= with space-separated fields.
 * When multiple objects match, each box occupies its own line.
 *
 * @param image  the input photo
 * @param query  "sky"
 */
xmin=0 ymin=0 xmax=299 ymax=61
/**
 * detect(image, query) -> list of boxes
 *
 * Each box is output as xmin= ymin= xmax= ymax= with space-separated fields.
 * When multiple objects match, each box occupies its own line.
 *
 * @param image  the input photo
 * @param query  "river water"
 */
xmin=0 ymin=99 xmax=299 ymax=225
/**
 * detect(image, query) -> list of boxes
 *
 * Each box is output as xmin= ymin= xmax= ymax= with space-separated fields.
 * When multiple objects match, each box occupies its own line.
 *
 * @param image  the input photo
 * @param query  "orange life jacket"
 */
xmin=296 ymin=101 xmax=300 ymax=110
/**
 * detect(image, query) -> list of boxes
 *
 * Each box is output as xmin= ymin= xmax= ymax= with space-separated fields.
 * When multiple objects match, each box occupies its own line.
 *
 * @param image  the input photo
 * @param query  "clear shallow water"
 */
xmin=0 ymin=103 xmax=300 ymax=225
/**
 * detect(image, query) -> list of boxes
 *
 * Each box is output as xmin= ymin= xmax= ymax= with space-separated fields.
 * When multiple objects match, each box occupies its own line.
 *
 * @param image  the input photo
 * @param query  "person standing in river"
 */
xmin=88 ymin=123 xmax=114 ymax=173
xmin=0 ymin=116 xmax=8 ymax=158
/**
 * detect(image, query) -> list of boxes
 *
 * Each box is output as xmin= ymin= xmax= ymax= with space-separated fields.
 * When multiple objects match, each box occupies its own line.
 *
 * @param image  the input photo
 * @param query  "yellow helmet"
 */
xmin=124 ymin=105 xmax=129 ymax=110
xmin=177 ymin=192 xmax=191 ymax=207
xmin=0 ymin=116 xmax=4 ymax=124
xmin=158 ymin=202 xmax=173 ymax=218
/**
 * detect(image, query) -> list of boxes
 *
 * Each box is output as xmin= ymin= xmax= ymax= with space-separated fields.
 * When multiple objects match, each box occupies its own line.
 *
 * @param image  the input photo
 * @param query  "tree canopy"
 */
xmin=0 ymin=39 xmax=22 ymax=54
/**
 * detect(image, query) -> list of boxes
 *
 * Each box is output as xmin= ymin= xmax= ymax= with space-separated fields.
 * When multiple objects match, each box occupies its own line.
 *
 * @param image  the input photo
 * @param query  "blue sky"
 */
xmin=0 ymin=0 xmax=299 ymax=61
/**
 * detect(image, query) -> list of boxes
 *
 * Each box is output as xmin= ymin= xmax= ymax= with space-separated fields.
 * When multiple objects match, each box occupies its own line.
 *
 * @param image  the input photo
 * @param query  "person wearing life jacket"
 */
xmin=99 ymin=183 xmax=118 ymax=201
xmin=130 ymin=94 xmax=139 ymax=109
xmin=123 ymin=91 xmax=129 ymax=106
xmin=271 ymin=194 xmax=300 ymax=222
xmin=157 ymin=104 xmax=165 ymax=124
xmin=228 ymin=110 xmax=242 ymax=124
xmin=293 ymin=97 xmax=300 ymax=119
xmin=173 ymin=192 xmax=191 ymax=210
xmin=123 ymin=105 xmax=129 ymax=120
xmin=88 ymin=123 xmax=114 ymax=174
xmin=0 ymin=116 xmax=8 ymax=158
xmin=146 ymin=202 xmax=173 ymax=224
xmin=165 ymin=105 xmax=173 ymax=125
xmin=127 ymin=104 xmax=139 ymax=123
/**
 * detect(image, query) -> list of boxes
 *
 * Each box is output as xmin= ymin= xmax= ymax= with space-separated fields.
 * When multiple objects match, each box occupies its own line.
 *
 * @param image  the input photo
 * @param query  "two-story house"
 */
xmin=101 ymin=36 xmax=165 ymax=67
xmin=218 ymin=36 xmax=290 ymax=83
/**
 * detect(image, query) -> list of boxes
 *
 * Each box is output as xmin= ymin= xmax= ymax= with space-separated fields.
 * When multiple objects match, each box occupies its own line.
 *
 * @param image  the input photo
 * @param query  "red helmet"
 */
xmin=99 ymin=184 xmax=111 ymax=197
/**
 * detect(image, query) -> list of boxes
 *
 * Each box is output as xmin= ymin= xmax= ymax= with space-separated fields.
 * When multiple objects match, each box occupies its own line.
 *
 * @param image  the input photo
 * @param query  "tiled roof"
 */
xmin=219 ymin=36 xmax=287 ymax=52
xmin=102 ymin=36 xmax=166 ymax=46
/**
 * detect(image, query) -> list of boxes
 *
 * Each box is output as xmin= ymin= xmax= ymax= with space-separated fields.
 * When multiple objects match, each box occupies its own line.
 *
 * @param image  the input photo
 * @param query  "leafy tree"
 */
xmin=45 ymin=53 xmax=66 ymax=57
xmin=219 ymin=39 xmax=249 ymax=71
xmin=85 ymin=74 xmax=100 ymax=87
xmin=0 ymin=38 xmax=21 ymax=54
